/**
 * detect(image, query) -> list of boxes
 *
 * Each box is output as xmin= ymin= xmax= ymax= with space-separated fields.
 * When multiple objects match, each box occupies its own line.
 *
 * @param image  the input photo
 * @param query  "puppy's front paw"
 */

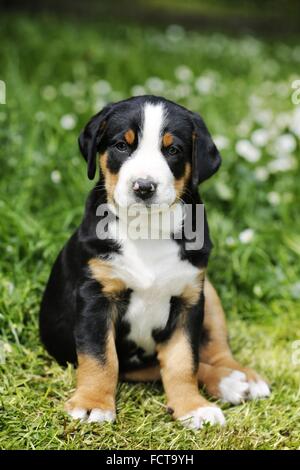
xmin=67 ymin=406 xmax=116 ymax=423
xmin=65 ymin=394 xmax=116 ymax=424
xmin=179 ymin=406 xmax=225 ymax=430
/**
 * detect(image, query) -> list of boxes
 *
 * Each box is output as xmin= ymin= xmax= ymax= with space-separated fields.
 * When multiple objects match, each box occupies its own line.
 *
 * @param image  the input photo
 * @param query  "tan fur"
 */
xmin=65 ymin=331 xmax=118 ymax=412
xmin=200 ymin=279 xmax=264 ymax=383
xmin=89 ymin=258 xmax=126 ymax=298
xmin=99 ymin=152 xmax=119 ymax=203
xmin=162 ymin=132 xmax=173 ymax=147
xmin=181 ymin=270 xmax=204 ymax=308
xmin=174 ymin=162 xmax=191 ymax=199
xmin=122 ymin=362 xmax=238 ymax=400
xmin=124 ymin=129 xmax=135 ymax=145
xmin=122 ymin=365 xmax=161 ymax=382
xmin=121 ymin=279 xmax=265 ymax=396
xmin=157 ymin=328 xmax=211 ymax=419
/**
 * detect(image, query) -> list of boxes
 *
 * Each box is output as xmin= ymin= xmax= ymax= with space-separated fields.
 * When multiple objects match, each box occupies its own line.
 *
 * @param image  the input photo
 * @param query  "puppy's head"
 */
xmin=79 ymin=96 xmax=221 ymax=208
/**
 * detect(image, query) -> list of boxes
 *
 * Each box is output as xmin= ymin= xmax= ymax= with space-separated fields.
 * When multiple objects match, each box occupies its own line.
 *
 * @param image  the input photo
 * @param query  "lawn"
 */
xmin=0 ymin=14 xmax=299 ymax=450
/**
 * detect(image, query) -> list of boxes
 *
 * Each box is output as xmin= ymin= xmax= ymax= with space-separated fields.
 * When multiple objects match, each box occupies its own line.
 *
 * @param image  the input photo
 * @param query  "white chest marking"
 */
xmin=108 ymin=221 xmax=199 ymax=355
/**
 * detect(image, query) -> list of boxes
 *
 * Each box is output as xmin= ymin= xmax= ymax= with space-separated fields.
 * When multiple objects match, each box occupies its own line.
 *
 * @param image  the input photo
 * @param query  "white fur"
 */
xmin=87 ymin=409 xmax=116 ymax=423
xmin=179 ymin=406 xmax=226 ymax=430
xmin=248 ymin=380 xmax=270 ymax=399
xmin=219 ymin=371 xmax=270 ymax=404
xmin=114 ymin=102 xmax=176 ymax=208
xmin=219 ymin=371 xmax=249 ymax=405
xmin=68 ymin=407 xmax=87 ymax=421
xmin=68 ymin=407 xmax=115 ymax=423
xmin=102 ymin=101 xmax=201 ymax=358
xmin=108 ymin=216 xmax=200 ymax=355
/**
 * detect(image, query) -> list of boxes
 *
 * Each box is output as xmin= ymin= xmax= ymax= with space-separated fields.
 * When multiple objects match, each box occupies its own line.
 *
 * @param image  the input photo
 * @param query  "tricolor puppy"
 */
xmin=39 ymin=96 xmax=270 ymax=429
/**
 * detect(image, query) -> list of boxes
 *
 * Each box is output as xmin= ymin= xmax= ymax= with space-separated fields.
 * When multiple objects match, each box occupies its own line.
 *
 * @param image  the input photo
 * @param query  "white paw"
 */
xmin=248 ymin=380 xmax=271 ymax=399
xmin=219 ymin=371 xmax=249 ymax=405
xmin=179 ymin=406 xmax=226 ymax=430
xmin=68 ymin=407 xmax=87 ymax=421
xmin=219 ymin=371 xmax=271 ymax=405
xmin=67 ymin=407 xmax=116 ymax=423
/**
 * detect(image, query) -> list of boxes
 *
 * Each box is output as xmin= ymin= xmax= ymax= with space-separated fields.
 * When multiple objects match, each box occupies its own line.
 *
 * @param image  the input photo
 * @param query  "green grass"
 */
xmin=0 ymin=14 xmax=300 ymax=450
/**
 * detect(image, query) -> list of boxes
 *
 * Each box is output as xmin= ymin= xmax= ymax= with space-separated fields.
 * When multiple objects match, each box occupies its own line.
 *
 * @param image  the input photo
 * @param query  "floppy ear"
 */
xmin=191 ymin=112 xmax=222 ymax=189
xmin=78 ymin=104 xmax=113 ymax=180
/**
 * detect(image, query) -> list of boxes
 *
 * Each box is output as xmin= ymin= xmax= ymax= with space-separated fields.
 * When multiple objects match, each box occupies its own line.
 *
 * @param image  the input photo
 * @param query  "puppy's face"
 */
xmin=103 ymin=100 xmax=193 ymax=208
xmin=79 ymin=96 xmax=221 ymax=208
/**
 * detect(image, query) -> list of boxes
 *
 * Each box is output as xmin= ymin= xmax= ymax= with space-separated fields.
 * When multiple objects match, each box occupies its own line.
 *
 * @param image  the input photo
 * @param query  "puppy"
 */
xmin=39 ymin=96 xmax=270 ymax=429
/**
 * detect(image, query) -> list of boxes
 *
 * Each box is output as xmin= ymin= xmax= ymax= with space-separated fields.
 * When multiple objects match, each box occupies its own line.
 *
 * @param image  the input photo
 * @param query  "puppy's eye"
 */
xmin=115 ymin=141 xmax=128 ymax=152
xmin=167 ymin=146 xmax=179 ymax=156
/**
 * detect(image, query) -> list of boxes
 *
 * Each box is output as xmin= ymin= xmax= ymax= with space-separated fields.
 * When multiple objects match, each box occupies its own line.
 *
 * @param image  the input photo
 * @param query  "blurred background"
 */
xmin=2 ymin=0 xmax=300 ymax=35
xmin=0 ymin=0 xmax=300 ymax=450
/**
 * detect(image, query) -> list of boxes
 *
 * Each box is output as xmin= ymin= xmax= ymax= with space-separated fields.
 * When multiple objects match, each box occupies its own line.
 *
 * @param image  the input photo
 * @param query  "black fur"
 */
xmin=39 ymin=95 xmax=221 ymax=371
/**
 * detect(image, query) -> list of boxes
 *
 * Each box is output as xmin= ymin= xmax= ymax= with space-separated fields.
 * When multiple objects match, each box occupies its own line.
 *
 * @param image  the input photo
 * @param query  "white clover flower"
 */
xmin=239 ymin=228 xmax=255 ymax=244
xmin=174 ymin=83 xmax=191 ymax=98
xmin=175 ymin=65 xmax=193 ymax=82
xmin=166 ymin=24 xmax=185 ymax=42
xmin=92 ymin=80 xmax=112 ymax=95
xmin=131 ymin=85 xmax=146 ymax=97
xmin=255 ymin=167 xmax=269 ymax=182
xmin=251 ymin=129 xmax=269 ymax=147
xmin=195 ymin=76 xmax=214 ymax=94
xmin=292 ymin=46 xmax=300 ymax=61
xmin=236 ymin=120 xmax=252 ymax=137
xmin=225 ymin=236 xmax=236 ymax=247
xmin=290 ymin=108 xmax=300 ymax=137
xmin=291 ymin=282 xmax=300 ymax=299
xmin=235 ymin=139 xmax=261 ymax=162
xmin=35 ymin=111 xmax=46 ymax=122
xmin=60 ymin=114 xmax=77 ymax=130
xmin=253 ymin=284 xmax=263 ymax=297
xmin=6 ymin=282 xmax=14 ymax=295
xmin=145 ymin=77 xmax=165 ymax=93
xmin=41 ymin=85 xmax=57 ymax=101
xmin=32 ymin=151 xmax=43 ymax=163
xmin=213 ymin=135 xmax=230 ymax=150
xmin=93 ymin=98 xmax=107 ymax=114
xmin=260 ymin=80 xmax=275 ymax=96
xmin=215 ymin=181 xmax=233 ymax=200
xmin=275 ymin=82 xmax=289 ymax=97
xmin=268 ymin=155 xmax=296 ymax=173
xmin=275 ymin=112 xmax=291 ymax=130
xmin=248 ymin=94 xmax=262 ymax=109
xmin=254 ymin=109 xmax=273 ymax=126
xmin=276 ymin=134 xmax=297 ymax=154
xmin=51 ymin=170 xmax=62 ymax=184
xmin=267 ymin=191 xmax=281 ymax=206
xmin=261 ymin=59 xmax=280 ymax=76
xmin=60 ymin=82 xmax=74 ymax=97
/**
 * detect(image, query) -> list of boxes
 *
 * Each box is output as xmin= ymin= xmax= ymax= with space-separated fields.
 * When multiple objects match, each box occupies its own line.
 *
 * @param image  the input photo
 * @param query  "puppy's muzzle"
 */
xmin=132 ymin=178 xmax=157 ymax=201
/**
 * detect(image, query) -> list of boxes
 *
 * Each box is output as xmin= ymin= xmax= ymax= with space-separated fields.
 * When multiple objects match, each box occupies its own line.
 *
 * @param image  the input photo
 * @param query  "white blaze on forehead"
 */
xmin=113 ymin=101 xmax=176 ymax=208
xmin=140 ymin=102 xmax=166 ymax=150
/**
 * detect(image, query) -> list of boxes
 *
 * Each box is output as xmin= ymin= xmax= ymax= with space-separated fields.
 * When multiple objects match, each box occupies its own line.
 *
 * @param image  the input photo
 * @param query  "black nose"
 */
xmin=132 ymin=178 xmax=157 ymax=200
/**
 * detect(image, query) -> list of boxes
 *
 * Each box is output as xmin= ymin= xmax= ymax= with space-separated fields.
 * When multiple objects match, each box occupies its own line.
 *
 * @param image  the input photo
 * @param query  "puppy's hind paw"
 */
xmin=179 ymin=406 xmax=226 ymax=430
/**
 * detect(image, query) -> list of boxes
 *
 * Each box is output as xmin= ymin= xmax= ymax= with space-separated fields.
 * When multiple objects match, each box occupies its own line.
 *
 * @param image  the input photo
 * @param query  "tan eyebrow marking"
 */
xmin=162 ymin=132 xmax=173 ymax=148
xmin=124 ymin=129 xmax=135 ymax=145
